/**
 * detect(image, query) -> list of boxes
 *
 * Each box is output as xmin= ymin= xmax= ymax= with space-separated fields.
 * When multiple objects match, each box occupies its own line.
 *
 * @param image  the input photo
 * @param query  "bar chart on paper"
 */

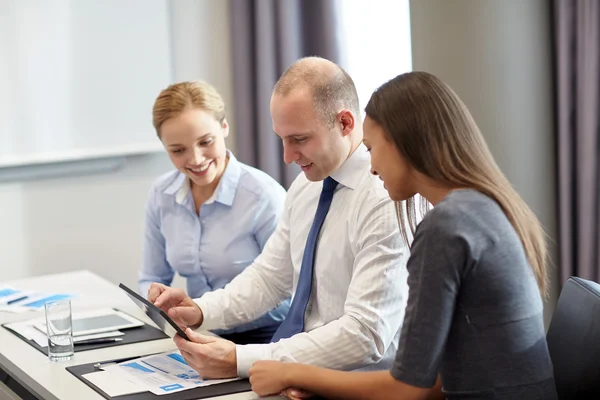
xmin=0 ymin=285 xmax=72 ymax=313
xmin=101 ymin=351 xmax=240 ymax=395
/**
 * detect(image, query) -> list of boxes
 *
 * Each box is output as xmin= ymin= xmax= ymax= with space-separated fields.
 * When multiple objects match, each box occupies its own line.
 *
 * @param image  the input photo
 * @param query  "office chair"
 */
xmin=546 ymin=276 xmax=600 ymax=399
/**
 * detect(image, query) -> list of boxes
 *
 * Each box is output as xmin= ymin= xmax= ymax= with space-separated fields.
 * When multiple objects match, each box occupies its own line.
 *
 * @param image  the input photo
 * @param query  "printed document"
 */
xmin=102 ymin=350 xmax=239 ymax=395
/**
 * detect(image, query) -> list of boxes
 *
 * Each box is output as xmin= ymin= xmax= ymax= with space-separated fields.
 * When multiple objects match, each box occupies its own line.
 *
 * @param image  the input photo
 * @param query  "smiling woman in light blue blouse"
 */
xmin=139 ymin=81 xmax=289 ymax=344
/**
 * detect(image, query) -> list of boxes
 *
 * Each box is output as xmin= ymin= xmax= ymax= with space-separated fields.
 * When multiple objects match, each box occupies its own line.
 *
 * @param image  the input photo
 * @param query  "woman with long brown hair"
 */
xmin=248 ymin=72 xmax=557 ymax=399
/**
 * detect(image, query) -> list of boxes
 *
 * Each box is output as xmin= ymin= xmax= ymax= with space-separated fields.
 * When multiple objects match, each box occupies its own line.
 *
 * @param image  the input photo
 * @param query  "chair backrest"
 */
xmin=546 ymin=276 xmax=600 ymax=399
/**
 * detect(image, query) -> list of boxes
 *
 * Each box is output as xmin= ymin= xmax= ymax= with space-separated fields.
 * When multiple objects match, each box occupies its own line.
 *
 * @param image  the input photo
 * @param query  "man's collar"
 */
xmin=329 ymin=144 xmax=370 ymax=190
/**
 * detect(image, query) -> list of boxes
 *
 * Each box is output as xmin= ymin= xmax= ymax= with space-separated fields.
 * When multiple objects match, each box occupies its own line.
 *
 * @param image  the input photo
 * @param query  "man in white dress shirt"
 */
xmin=148 ymin=57 xmax=409 ymax=379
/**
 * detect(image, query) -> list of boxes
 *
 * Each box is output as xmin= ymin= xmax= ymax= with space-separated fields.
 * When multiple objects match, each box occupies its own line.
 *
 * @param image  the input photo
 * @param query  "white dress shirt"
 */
xmin=195 ymin=144 xmax=409 ymax=377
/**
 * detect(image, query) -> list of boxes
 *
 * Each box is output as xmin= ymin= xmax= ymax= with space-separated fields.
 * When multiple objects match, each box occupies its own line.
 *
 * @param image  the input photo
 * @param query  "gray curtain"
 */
xmin=553 ymin=0 xmax=600 ymax=284
xmin=229 ymin=0 xmax=341 ymax=188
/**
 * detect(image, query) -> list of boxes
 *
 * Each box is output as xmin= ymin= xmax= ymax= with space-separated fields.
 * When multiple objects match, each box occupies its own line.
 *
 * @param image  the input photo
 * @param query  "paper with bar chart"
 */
xmin=101 ymin=350 xmax=239 ymax=395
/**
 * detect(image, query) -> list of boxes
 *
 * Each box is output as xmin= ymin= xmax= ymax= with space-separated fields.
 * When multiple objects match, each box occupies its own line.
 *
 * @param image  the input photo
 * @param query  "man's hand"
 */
xmin=148 ymin=283 xmax=203 ymax=329
xmin=174 ymin=328 xmax=238 ymax=379
xmin=249 ymin=360 xmax=296 ymax=397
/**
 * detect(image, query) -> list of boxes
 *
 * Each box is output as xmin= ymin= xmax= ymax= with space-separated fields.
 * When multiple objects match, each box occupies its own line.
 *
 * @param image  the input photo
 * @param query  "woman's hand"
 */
xmin=249 ymin=360 xmax=294 ymax=397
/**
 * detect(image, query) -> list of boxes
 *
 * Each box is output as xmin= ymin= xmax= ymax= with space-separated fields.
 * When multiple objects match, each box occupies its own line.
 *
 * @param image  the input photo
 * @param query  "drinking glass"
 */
xmin=44 ymin=299 xmax=74 ymax=362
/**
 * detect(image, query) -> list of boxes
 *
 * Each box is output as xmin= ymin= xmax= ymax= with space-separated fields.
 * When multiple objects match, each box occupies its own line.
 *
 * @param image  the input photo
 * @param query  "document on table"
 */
xmin=82 ymin=371 xmax=146 ymax=397
xmin=0 ymin=286 xmax=34 ymax=313
xmin=101 ymin=350 xmax=240 ymax=395
xmin=4 ymin=318 xmax=50 ymax=346
xmin=0 ymin=285 xmax=73 ymax=313
xmin=0 ymin=287 xmax=32 ymax=305
xmin=4 ymin=311 xmax=124 ymax=347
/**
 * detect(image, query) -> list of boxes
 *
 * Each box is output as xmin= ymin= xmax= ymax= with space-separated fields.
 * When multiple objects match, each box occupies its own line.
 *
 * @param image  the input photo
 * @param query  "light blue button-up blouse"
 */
xmin=139 ymin=151 xmax=290 ymax=333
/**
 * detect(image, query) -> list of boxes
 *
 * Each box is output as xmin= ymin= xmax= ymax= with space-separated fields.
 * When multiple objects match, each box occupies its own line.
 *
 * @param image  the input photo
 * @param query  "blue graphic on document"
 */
xmin=123 ymin=362 xmax=155 ymax=373
xmin=23 ymin=294 xmax=71 ymax=308
xmin=0 ymin=289 xmax=19 ymax=297
xmin=167 ymin=353 xmax=188 ymax=365
xmin=160 ymin=384 xmax=184 ymax=392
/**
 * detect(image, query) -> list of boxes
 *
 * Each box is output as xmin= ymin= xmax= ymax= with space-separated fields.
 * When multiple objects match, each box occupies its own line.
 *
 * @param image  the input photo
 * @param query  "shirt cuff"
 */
xmin=235 ymin=344 xmax=272 ymax=378
xmin=138 ymin=282 xmax=151 ymax=299
xmin=194 ymin=296 xmax=225 ymax=331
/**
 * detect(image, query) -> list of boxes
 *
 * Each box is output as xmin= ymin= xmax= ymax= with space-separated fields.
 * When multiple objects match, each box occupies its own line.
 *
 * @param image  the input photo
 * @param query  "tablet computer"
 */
xmin=118 ymin=283 xmax=190 ymax=341
xmin=33 ymin=308 xmax=144 ymax=337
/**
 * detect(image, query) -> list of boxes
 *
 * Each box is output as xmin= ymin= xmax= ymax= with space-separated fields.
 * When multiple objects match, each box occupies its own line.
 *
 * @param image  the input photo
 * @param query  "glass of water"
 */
xmin=44 ymin=299 xmax=74 ymax=362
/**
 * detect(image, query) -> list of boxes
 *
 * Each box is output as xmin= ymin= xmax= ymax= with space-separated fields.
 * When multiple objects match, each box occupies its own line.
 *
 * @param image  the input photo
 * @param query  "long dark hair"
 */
xmin=365 ymin=71 xmax=548 ymax=296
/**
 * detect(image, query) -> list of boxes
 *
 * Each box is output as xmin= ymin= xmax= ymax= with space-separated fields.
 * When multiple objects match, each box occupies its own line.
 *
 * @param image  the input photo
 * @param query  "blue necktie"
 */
xmin=271 ymin=177 xmax=339 ymax=342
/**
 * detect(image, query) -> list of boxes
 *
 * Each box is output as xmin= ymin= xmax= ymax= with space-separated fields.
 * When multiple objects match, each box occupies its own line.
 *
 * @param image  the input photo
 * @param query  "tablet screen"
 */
xmin=34 ymin=309 xmax=144 ymax=337
xmin=73 ymin=314 xmax=136 ymax=333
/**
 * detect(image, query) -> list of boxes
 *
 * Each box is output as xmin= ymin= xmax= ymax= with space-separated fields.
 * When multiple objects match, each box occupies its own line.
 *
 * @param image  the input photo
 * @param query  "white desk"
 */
xmin=0 ymin=271 xmax=279 ymax=400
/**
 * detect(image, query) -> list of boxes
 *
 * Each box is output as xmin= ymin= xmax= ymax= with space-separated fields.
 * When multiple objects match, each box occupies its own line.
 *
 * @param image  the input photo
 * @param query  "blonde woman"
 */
xmin=140 ymin=81 xmax=289 ymax=344
xmin=249 ymin=72 xmax=557 ymax=399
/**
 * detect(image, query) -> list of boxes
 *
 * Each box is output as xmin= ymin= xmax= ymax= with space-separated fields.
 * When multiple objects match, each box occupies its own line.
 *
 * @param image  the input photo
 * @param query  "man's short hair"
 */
xmin=273 ymin=57 xmax=361 ymax=128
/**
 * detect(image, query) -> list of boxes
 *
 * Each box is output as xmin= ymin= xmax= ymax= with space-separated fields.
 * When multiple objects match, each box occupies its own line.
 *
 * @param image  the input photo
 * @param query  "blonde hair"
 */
xmin=152 ymin=81 xmax=226 ymax=137
xmin=365 ymin=71 xmax=549 ymax=297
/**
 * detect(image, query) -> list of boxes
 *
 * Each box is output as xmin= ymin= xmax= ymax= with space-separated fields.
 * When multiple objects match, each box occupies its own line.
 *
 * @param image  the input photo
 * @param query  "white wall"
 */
xmin=0 ymin=0 xmax=234 ymax=289
xmin=169 ymin=0 xmax=236 ymax=145
xmin=410 ymin=0 xmax=559 ymax=325
xmin=0 ymin=0 xmax=172 ymax=166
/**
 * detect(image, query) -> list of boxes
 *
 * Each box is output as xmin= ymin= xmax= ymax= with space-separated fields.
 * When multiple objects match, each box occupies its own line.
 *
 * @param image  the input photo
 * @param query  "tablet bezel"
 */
xmin=118 ymin=283 xmax=190 ymax=341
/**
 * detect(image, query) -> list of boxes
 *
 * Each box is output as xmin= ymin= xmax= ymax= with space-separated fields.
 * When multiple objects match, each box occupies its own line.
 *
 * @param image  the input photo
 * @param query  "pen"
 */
xmin=74 ymin=337 xmax=123 ymax=346
xmin=93 ymin=355 xmax=140 ymax=370
xmin=6 ymin=295 xmax=28 ymax=305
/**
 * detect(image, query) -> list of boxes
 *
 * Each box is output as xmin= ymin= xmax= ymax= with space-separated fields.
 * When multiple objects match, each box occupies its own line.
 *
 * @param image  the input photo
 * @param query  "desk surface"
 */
xmin=0 ymin=271 xmax=279 ymax=400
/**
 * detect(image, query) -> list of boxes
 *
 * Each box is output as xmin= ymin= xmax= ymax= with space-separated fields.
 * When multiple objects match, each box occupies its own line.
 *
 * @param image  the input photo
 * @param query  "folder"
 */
xmin=66 ymin=355 xmax=252 ymax=399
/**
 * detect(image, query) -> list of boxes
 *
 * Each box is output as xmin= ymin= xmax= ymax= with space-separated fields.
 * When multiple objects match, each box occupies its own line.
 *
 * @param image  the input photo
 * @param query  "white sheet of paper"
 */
xmin=82 ymin=371 xmax=146 ymax=397
xmin=73 ymin=331 xmax=124 ymax=342
xmin=4 ymin=319 xmax=48 ymax=346
xmin=0 ymin=305 xmax=33 ymax=313
xmin=0 ymin=289 xmax=34 ymax=305
xmin=8 ymin=293 xmax=74 ymax=309
xmin=102 ymin=350 xmax=240 ymax=395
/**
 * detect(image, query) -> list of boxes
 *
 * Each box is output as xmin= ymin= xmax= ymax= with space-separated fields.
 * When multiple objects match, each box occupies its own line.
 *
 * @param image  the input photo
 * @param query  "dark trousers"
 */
xmin=216 ymin=323 xmax=280 ymax=345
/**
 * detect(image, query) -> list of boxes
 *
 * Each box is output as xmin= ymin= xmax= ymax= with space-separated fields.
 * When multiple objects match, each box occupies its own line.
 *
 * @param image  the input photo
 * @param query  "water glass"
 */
xmin=44 ymin=299 xmax=74 ymax=362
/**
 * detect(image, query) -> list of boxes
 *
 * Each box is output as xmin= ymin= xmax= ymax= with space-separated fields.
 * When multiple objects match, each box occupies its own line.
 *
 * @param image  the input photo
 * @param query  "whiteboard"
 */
xmin=0 ymin=0 xmax=172 ymax=168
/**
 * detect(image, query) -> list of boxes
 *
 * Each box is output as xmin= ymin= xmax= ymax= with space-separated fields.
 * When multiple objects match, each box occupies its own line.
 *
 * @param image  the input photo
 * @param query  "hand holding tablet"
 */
xmin=147 ymin=282 xmax=205 ymax=329
xmin=119 ymin=283 xmax=192 ymax=341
